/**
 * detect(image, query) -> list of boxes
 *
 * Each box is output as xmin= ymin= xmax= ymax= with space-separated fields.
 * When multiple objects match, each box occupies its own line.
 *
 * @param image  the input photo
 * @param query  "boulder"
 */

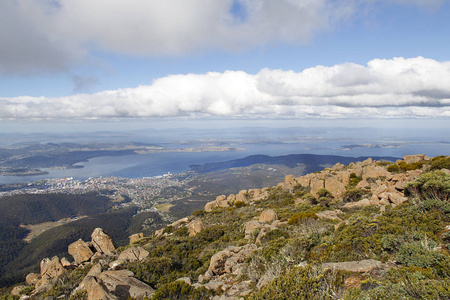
xmin=331 ymin=163 xmax=345 ymax=171
xmin=68 ymin=239 xmax=94 ymax=264
xmin=222 ymin=280 xmax=253 ymax=298
xmin=204 ymin=201 xmax=218 ymax=212
xmin=40 ymin=256 xmax=65 ymax=281
xmin=11 ymin=285 xmax=27 ymax=296
xmin=343 ymin=199 xmax=371 ymax=209
xmin=372 ymin=185 xmax=387 ymax=197
xmin=355 ymin=180 xmax=370 ymax=189
xmin=169 ymin=217 xmax=189 ymax=229
xmin=388 ymin=192 xmax=408 ymax=205
xmin=97 ymin=270 xmax=154 ymax=299
xmin=188 ymin=219 xmax=205 ymax=237
xmin=363 ymin=167 xmax=389 ymax=180
xmin=259 ymin=209 xmax=278 ymax=224
xmin=235 ymin=190 xmax=248 ymax=203
xmin=118 ymin=246 xmax=149 ymax=262
xmin=403 ymin=154 xmax=428 ymax=164
xmin=244 ymin=220 xmax=264 ymax=238
xmin=176 ymin=277 xmax=192 ymax=285
xmin=91 ymin=228 xmax=116 ymax=255
xmin=60 ymin=257 xmax=72 ymax=267
xmin=209 ymin=244 xmax=257 ymax=275
xmin=296 ymin=175 xmax=311 ymax=187
xmin=285 ymin=175 xmax=297 ymax=186
xmin=325 ymin=177 xmax=346 ymax=199
xmin=316 ymin=210 xmax=343 ymax=221
xmin=227 ymin=194 xmax=236 ymax=205
xmin=26 ymin=273 xmax=40 ymax=286
xmin=84 ymin=276 xmax=118 ymax=300
xmin=340 ymin=171 xmax=351 ymax=187
xmin=129 ymin=233 xmax=144 ymax=244
xmin=310 ymin=178 xmax=325 ymax=196
xmin=323 ymin=259 xmax=384 ymax=273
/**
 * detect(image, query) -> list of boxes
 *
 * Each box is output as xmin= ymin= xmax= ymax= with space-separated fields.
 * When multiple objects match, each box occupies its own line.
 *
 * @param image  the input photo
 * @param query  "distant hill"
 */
xmin=188 ymin=153 xmax=399 ymax=174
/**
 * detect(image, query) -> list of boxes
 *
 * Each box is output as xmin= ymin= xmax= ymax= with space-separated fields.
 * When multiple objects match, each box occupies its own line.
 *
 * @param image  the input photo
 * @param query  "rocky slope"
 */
xmin=4 ymin=154 xmax=450 ymax=300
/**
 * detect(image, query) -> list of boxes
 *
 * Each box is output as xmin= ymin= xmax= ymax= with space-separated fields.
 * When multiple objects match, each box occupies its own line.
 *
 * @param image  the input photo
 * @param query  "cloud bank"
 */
xmin=1 ymin=57 xmax=450 ymax=120
xmin=0 ymin=0 xmax=443 ymax=74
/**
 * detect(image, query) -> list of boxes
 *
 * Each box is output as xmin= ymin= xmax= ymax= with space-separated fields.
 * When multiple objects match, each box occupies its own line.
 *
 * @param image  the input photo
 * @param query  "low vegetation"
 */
xmin=2 ymin=155 xmax=450 ymax=299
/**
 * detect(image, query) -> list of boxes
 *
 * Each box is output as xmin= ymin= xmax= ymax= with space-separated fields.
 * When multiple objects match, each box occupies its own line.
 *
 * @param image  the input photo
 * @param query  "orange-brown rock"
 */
xmin=84 ymin=276 xmax=118 ymax=300
xmin=362 ymin=167 xmax=389 ymax=180
xmin=91 ymin=228 xmax=116 ymax=255
xmin=38 ymin=256 xmax=66 ymax=288
xmin=310 ymin=178 xmax=325 ymax=196
xmin=209 ymin=244 xmax=257 ymax=275
xmin=325 ymin=177 xmax=346 ymax=199
xmin=188 ymin=219 xmax=205 ymax=237
xmin=26 ymin=273 xmax=40 ymax=286
xmin=403 ymin=154 xmax=428 ymax=164
xmin=69 ymin=239 xmax=94 ymax=264
xmin=118 ymin=246 xmax=149 ymax=262
xmin=285 ymin=175 xmax=297 ymax=186
xmin=97 ymin=270 xmax=154 ymax=299
xmin=129 ymin=233 xmax=144 ymax=244
xmin=259 ymin=209 xmax=278 ymax=224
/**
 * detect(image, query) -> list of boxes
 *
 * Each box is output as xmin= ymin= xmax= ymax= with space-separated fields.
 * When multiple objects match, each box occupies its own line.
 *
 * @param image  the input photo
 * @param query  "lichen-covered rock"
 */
xmin=129 ymin=233 xmax=144 ymax=244
xmin=118 ymin=246 xmax=149 ymax=262
xmin=325 ymin=177 xmax=346 ymax=199
xmin=84 ymin=276 xmax=118 ymax=300
xmin=209 ymin=244 xmax=257 ymax=275
xmin=97 ymin=270 xmax=154 ymax=299
xmin=26 ymin=273 xmax=40 ymax=286
xmin=316 ymin=210 xmax=343 ymax=221
xmin=285 ymin=175 xmax=297 ymax=187
xmin=259 ymin=209 xmax=278 ymax=224
xmin=362 ymin=167 xmax=389 ymax=180
xmin=403 ymin=154 xmax=429 ymax=164
xmin=188 ymin=219 xmax=205 ymax=236
xmin=91 ymin=228 xmax=116 ymax=255
xmin=68 ymin=239 xmax=94 ymax=264
xmin=244 ymin=220 xmax=264 ymax=238
xmin=37 ymin=256 xmax=66 ymax=288
xmin=323 ymin=259 xmax=384 ymax=273
xmin=204 ymin=201 xmax=218 ymax=212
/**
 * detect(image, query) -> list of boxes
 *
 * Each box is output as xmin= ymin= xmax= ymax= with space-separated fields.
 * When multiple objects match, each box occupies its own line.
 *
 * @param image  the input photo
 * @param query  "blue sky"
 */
xmin=0 ymin=0 xmax=450 ymax=124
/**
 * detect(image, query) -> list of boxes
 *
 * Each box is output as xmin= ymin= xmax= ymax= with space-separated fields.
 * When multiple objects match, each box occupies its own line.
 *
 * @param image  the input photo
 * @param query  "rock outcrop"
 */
xmin=188 ymin=219 xmax=205 ymax=236
xmin=129 ymin=233 xmax=144 ymax=244
xmin=68 ymin=239 xmax=94 ymax=264
xmin=118 ymin=246 xmax=149 ymax=262
xmin=91 ymin=228 xmax=116 ymax=254
xmin=209 ymin=244 xmax=258 ymax=275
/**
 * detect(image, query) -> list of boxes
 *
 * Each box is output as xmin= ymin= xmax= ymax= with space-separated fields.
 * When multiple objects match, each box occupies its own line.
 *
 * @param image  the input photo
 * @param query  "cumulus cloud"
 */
xmin=1 ymin=57 xmax=450 ymax=120
xmin=0 ymin=0 xmax=443 ymax=74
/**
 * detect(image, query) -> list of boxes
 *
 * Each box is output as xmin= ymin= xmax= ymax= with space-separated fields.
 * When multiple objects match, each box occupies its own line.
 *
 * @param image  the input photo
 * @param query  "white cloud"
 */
xmin=1 ymin=57 xmax=450 ymax=120
xmin=0 ymin=0 xmax=441 ymax=74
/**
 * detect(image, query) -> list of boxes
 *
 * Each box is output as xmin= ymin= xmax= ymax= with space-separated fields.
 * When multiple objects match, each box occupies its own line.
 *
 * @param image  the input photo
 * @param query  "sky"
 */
xmin=1 ymin=0 xmax=450 ymax=128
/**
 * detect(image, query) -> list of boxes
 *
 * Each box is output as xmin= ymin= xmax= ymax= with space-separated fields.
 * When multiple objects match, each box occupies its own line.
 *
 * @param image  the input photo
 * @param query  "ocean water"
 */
xmin=1 ymin=138 xmax=449 ymax=185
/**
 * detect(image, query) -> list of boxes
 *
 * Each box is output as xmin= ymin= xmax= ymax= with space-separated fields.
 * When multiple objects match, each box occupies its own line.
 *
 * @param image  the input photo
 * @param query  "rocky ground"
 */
xmin=4 ymin=154 xmax=450 ymax=300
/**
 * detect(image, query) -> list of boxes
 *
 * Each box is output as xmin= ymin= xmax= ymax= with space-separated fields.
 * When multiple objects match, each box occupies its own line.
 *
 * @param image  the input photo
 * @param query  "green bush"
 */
xmin=342 ymin=187 xmax=363 ymax=203
xmin=233 ymin=201 xmax=247 ymax=208
xmin=317 ymin=188 xmax=333 ymax=199
xmin=348 ymin=173 xmax=362 ymax=187
xmin=387 ymin=163 xmax=399 ymax=173
xmin=395 ymin=240 xmax=446 ymax=269
xmin=247 ymin=265 xmax=344 ymax=300
xmin=405 ymin=170 xmax=450 ymax=201
xmin=431 ymin=156 xmax=450 ymax=170
xmin=288 ymin=212 xmax=318 ymax=225
xmin=152 ymin=280 xmax=212 ymax=300
xmin=191 ymin=210 xmax=205 ymax=217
